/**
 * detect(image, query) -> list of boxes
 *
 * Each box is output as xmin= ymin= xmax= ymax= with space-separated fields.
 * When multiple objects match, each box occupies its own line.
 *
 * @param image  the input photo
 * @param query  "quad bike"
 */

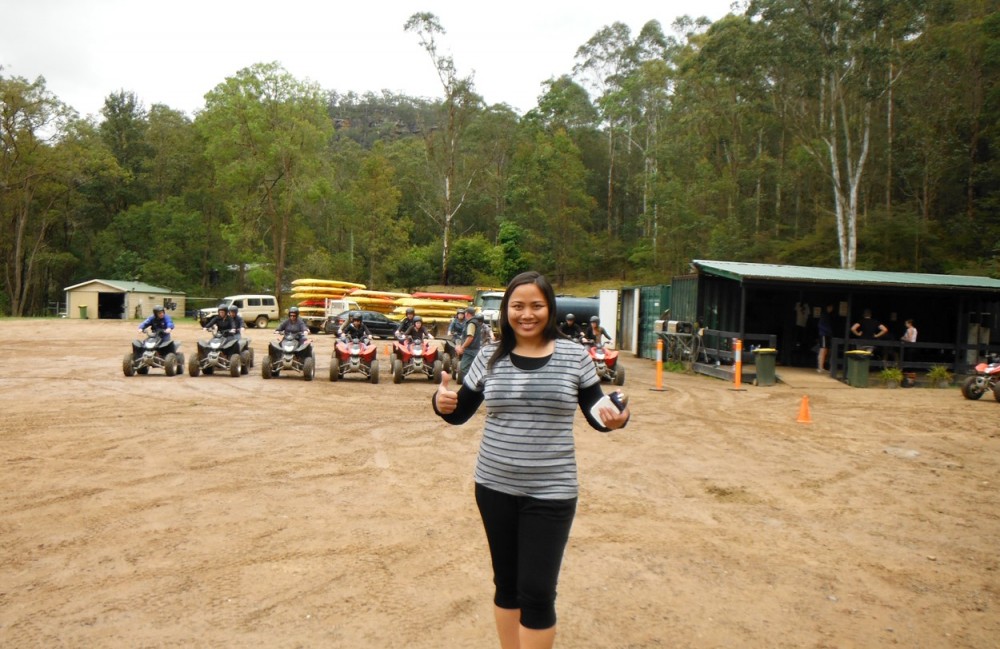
xmin=391 ymin=336 xmax=443 ymax=384
xmin=188 ymin=329 xmax=252 ymax=377
xmin=330 ymin=337 xmax=379 ymax=383
xmin=262 ymin=331 xmax=315 ymax=380
xmin=584 ymin=339 xmax=625 ymax=386
xmin=961 ymin=354 xmax=1000 ymax=400
xmin=123 ymin=331 xmax=184 ymax=377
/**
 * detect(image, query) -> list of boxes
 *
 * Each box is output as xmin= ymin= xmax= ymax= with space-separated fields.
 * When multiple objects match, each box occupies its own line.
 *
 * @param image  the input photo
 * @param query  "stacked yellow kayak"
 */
xmin=287 ymin=280 xmax=472 ymax=331
xmin=290 ymin=278 xmax=366 ymax=301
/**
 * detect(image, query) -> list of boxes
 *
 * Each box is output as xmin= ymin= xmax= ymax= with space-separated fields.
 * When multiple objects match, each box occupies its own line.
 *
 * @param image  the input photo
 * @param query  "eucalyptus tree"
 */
xmin=0 ymin=73 xmax=86 ymax=315
xmin=404 ymin=12 xmax=483 ymax=284
xmin=748 ymin=0 xmax=925 ymax=269
xmin=573 ymin=21 xmax=635 ymax=236
xmin=198 ymin=62 xmax=333 ymax=303
xmin=346 ymin=143 xmax=407 ymax=287
xmin=99 ymin=90 xmax=152 ymax=212
xmin=508 ymin=125 xmax=596 ymax=285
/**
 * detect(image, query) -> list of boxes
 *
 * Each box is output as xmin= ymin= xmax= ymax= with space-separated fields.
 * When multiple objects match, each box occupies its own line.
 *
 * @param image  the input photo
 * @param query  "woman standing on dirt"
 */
xmin=432 ymin=271 xmax=630 ymax=649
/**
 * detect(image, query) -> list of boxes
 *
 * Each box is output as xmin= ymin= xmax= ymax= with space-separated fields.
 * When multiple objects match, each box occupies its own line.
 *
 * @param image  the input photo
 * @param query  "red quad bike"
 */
xmin=961 ymin=353 xmax=1000 ymax=401
xmin=391 ymin=336 xmax=443 ymax=384
xmin=330 ymin=337 xmax=379 ymax=383
xmin=585 ymin=340 xmax=625 ymax=386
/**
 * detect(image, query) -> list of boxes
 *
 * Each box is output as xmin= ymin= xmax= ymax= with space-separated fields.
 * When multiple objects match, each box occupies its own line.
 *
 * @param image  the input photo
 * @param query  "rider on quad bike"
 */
xmin=188 ymin=303 xmax=250 ymax=377
xmin=262 ymin=306 xmax=316 ymax=380
xmin=330 ymin=311 xmax=379 ymax=383
xmin=580 ymin=316 xmax=624 ymax=386
xmin=124 ymin=305 xmax=184 ymax=376
xmin=559 ymin=313 xmax=583 ymax=342
xmin=392 ymin=316 xmax=443 ymax=384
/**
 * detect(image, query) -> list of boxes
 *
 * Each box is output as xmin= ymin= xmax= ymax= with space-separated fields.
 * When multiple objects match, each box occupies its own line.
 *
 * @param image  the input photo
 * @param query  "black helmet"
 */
xmin=288 ymin=306 xmax=300 ymax=316
xmin=351 ymin=311 xmax=362 ymax=321
xmin=217 ymin=303 xmax=227 ymax=313
xmin=565 ymin=313 xmax=575 ymax=321
xmin=413 ymin=315 xmax=423 ymax=323
xmin=590 ymin=316 xmax=600 ymax=324
xmin=153 ymin=305 xmax=165 ymax=315
xmin=406 ymin=307 xmax=415 ymax=316
xmin=228 ymin=304 xmax=239 ymax=314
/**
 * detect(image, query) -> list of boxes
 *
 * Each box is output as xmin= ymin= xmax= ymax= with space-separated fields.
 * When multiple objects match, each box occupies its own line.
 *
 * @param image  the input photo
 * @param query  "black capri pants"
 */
xmin=475 ymin=483 xmax=577 ymax=630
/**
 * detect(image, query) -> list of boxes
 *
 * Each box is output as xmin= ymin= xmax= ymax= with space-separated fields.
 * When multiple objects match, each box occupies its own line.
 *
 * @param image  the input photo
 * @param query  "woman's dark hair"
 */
xmin=487 ymin=271 xmax=558 ymax=370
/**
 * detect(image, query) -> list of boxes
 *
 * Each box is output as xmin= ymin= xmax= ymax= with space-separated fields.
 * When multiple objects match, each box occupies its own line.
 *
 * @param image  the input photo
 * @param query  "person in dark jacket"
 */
xmin=558 ymin=313 xmax=583 ymax=341
xmin=276 ymin=306 xmax=310 ymax=337
xmin=403 ymin=316 xmax=434 ymax=343
xmin=340 ymin=312 xmax=372 ymax=343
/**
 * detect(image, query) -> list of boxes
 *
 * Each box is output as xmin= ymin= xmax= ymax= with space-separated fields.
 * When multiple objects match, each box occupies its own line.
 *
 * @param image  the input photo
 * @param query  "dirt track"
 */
xmin=1 ymin=318 xmax=998 ymax=648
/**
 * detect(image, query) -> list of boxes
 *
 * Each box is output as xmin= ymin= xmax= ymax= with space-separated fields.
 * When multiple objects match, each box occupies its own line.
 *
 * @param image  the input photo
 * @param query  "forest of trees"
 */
xmin=2 ymin=1 xmax=999 ymax=316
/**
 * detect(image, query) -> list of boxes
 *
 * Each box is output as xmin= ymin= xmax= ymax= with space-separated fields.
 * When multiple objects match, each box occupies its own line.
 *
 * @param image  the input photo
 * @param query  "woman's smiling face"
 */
xmin=506 ymin=282 xmax=549 ymax=343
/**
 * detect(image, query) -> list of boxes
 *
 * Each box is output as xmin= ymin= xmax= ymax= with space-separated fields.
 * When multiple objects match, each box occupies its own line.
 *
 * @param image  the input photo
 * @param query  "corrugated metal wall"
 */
xmin=637 ymin=284 xmax=671 ymax=360
xmin=670 ymin=275 xmax=698 ymax=323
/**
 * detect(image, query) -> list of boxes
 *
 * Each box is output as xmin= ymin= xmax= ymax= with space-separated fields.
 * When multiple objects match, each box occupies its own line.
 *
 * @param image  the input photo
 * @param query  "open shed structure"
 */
xmin=64 ymin=280 xmax=186 ymax=321
xmin=668 ymin=260 xmax=1000 ymax=375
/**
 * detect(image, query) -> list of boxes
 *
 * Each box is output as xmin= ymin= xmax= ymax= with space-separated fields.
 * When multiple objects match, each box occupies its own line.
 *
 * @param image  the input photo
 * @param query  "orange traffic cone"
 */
xmin=796 ymin=395 xmax=812 ymax=424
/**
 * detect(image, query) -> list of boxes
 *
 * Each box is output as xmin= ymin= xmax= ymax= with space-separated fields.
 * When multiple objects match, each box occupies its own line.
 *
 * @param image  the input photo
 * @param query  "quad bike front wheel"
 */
xmin=432 ymin=360 xmax=443 ymax=383
xmin=229 ymin=355 xmax=241 ymax=377
xmin=370 ymin=360 xmax=380 ymax=384
xmin=122 ymin=353 xmax=135 ymax=377
xmin=303 ymin=356 xmax=315 ymax=381
xmin=329 ymin=357 xmax=340 ymax=382
xmin=164 ymin=353 xmax=177 ymax=377
xmin=188 ymin=356 xmax=201 ymax=377
xmin=392 ymin=359 xmax=403 ymax=384
xmin=962 ymin=376 xmax=986 ymax=400
xmin=613 ymin=365 xmax=626 ymax=386
xmin=175 ymin=353 xmax=185 ymax=376
xmin=261 ymin=360 xmax=272 ymax=379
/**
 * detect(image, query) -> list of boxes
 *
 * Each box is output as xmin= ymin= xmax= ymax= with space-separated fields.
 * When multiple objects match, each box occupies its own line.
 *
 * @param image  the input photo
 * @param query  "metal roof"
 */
xmin=63 ymin=279 xmax=182 ymax=294
xmin=692 ymin=260 xmax=1000 ymax=291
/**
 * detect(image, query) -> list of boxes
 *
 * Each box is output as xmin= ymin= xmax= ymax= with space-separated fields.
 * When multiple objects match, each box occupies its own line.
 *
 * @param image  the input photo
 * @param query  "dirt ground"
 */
xmin=1 ymin=318 xmax=997 ymax=648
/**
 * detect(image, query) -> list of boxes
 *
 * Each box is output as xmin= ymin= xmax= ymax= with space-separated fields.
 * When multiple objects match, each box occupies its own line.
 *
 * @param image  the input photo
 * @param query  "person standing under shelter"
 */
xmin=850 ymin=309 xmax=888 ymax=353
xmin=817 ymin=304 xmax=834 ymax=372
xmin=899 ymin=318 xmax=918 ymax=366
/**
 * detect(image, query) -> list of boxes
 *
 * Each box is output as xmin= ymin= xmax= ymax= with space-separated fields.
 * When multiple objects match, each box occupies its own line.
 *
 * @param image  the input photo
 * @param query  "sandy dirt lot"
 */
xmin=1 ymin=318 xmax=997 ymax=648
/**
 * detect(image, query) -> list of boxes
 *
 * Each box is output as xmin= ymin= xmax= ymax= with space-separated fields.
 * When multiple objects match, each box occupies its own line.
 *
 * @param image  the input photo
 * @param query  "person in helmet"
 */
xmin=203 ymin=303 xmax=232 ymax=332
xmin=448 ymin=307 xmax=466 ymax=344
xmin=276 ymin=306 xmax=310 ymax=337
xmin=339 ymin=311 xmax=372 ymax=343
xmin=403 ymin=315 xmax=433 ymax=344
xmin=581 ymin=315 xmax=612 ymax=347
xmin=138 ymin=304 xmax=176 ymax=352
xmin=227 ymin=303 xmax=246 ymax=340
xmin=394 ymin=306 xmax=417 ymax=340
xmin=558 ymin=313 xmax=583 ymax=342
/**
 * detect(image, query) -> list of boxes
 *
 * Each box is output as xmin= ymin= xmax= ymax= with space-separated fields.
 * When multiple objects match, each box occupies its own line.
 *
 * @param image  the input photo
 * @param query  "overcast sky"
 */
xmin=4 ymin=0 xmax=740 ymax=120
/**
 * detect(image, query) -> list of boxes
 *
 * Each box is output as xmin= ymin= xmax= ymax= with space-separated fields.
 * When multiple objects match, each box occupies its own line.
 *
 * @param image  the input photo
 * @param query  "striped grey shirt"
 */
xmin=464 ymin=338 xmax=600 ymax=499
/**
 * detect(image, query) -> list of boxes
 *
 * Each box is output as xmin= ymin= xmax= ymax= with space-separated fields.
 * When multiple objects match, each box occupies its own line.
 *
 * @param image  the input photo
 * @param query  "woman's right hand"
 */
xmin=435 ymin=371 xmax=458 ymax=414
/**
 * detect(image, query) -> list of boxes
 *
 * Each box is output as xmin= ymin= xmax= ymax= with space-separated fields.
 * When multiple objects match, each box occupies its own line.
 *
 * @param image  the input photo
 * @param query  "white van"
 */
xmin=198 ymin=294 xmax=279 ymax=328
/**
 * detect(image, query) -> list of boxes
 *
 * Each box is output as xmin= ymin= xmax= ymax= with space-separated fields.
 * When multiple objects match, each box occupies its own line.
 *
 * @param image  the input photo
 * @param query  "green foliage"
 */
xmin=493 ymin=221 xmax=529 ymax=283
xmin=447 ymin=235 xmax=495 ymax=285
